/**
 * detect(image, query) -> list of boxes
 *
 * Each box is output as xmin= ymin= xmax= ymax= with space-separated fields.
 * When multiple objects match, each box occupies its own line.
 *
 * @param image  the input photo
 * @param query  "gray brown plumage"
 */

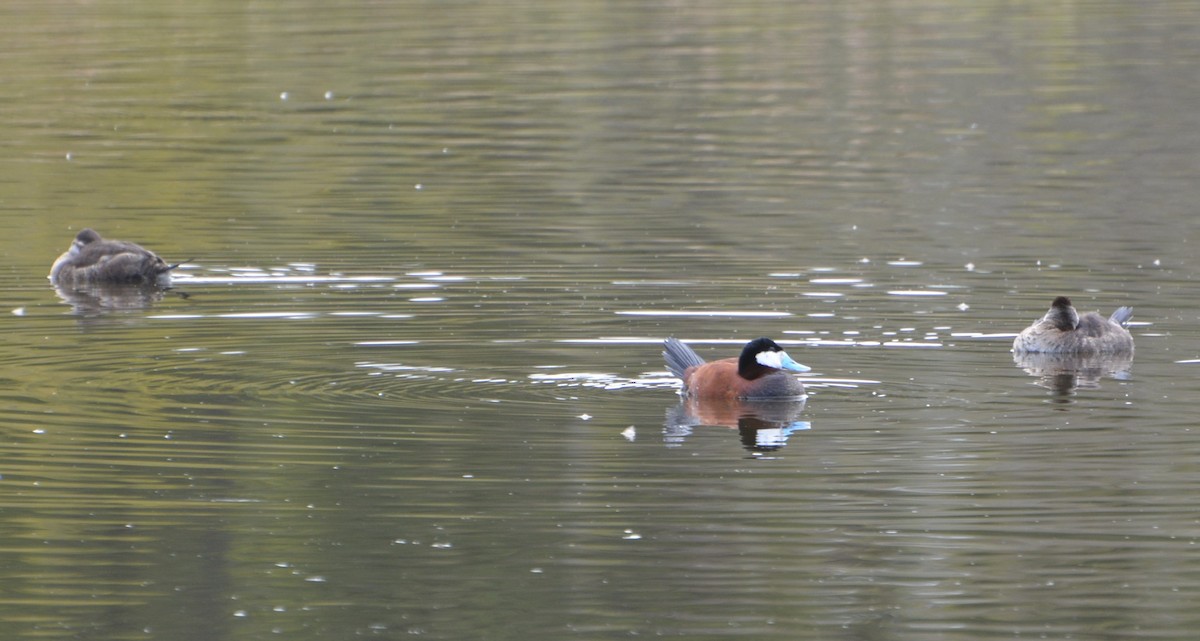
xmin=1012 ymin=296 xmax=1133 ymax=354
xmin=49 ymin=228 xmax=180 ymax=286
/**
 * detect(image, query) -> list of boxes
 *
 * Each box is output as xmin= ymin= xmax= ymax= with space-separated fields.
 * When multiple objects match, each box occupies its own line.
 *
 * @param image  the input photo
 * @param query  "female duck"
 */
xmin=50 ymin=228 xmax=180 ymax=286
xmin=1012 ymin=296 xmax=1134 ymax=354
xmin=663 ymin=337 xmax=810 ymax=400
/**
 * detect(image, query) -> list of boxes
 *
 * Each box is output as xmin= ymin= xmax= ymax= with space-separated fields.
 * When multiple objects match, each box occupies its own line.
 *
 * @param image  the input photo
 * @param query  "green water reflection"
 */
xmin=4 ymin=1 xmax=1200 ymax=640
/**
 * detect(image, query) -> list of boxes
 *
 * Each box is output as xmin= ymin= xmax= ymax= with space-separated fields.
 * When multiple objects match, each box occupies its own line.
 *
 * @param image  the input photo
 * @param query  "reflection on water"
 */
xmin=1013 ymin=350 xmax=1135 ymax=395
xmin=6 ymin=0 xmax=1200 ymax=640
xmin=665 ymin=396 xmax=811 ymax=453
xmin=52 ymin=281 xmax=170 ymax=316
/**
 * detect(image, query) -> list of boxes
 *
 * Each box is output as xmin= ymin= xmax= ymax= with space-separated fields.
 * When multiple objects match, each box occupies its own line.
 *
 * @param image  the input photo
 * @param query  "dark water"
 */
xmin=4 ymin=1 xmax=1200 ymax=639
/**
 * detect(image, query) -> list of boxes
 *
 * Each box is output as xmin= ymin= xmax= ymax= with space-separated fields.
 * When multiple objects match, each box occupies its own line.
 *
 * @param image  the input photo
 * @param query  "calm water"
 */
xmin=4 ymin=1 xmax=1200 ymax=639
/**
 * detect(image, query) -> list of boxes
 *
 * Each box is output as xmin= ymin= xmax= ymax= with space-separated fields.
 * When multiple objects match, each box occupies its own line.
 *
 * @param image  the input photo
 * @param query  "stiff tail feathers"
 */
xmin=1109 ymin=306 xmax=1134 ymax=327
xmin=162 ymin=258 xmax=193 ymax=273
xmin=663 ymin=337 xmax=706 ymax=379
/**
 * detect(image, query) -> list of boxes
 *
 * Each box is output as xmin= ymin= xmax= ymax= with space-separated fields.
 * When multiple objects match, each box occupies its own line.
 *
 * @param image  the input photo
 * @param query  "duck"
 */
xmin=49 ymin=228 xmax=181 ymax=286
xmin=663 ymin=337 xmax=810 ymax=400
xmin=1012 ymin=296 xmax=1134 ymax=354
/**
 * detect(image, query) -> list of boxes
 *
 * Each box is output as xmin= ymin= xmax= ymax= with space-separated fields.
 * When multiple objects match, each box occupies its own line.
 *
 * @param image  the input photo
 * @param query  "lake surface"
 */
xmin=4 ymin=1 xmax=1200 ymax=639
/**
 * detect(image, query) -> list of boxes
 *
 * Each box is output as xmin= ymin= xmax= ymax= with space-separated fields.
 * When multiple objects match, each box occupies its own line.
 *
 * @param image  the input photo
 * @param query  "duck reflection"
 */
xmin=53 ymin=281 xmax=170 ymax=316
xmin=665 ymin=396 xmax=811 ymax=452
xmin=1013 ymin=350 xmax=1134 ymax=395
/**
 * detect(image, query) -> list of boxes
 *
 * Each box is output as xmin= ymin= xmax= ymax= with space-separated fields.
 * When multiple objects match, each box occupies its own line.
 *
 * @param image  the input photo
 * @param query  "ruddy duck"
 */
xmin=49 ymin=228 xmax=181 ymax=286
xmin=1012 ymin=296 xmax=1134 ymax=354
xmin=663 ymin=337 xmax=810 ymax=400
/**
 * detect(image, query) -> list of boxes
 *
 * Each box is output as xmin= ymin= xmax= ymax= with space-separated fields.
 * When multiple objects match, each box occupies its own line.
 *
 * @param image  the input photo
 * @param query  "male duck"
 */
xmin=663 ymin=337 xmax=810 ymax=400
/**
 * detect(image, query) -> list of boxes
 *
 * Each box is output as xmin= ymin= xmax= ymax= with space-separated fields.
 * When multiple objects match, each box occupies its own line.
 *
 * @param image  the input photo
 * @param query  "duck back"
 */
xmin=50 ymin=229 xmax=177 ymax=286
xmin=1013 ymin=297 xmax=1134 ymax=355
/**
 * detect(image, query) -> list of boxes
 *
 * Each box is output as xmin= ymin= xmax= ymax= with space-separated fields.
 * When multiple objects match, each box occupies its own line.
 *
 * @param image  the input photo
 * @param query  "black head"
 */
xmin=737 ymin=337 xmax=785 ymax=379
xmin=1046 ymin=296 xmax=1079 ymax=331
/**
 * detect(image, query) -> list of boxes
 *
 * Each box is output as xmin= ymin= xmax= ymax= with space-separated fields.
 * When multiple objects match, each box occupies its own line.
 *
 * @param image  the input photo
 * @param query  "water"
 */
xmin=3 ymin=1 xmax=1200 ymax=639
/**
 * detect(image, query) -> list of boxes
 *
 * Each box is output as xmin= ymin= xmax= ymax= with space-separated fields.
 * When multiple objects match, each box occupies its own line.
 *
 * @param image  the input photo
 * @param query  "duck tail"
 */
xmin=1110 ymin=306 xmax=1134 ymax=327
xmin=162 ymin=258 xmax=193 ymax=273
xmin=663 ymin=337 xmax=705 ymax=379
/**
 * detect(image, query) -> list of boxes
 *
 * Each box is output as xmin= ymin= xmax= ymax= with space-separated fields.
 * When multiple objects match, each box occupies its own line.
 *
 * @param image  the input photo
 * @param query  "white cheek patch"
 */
xmin=756 ymin=351 xmax=785 ymax=369
xmin=756 ymin=349 xmax=811 ymax=372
